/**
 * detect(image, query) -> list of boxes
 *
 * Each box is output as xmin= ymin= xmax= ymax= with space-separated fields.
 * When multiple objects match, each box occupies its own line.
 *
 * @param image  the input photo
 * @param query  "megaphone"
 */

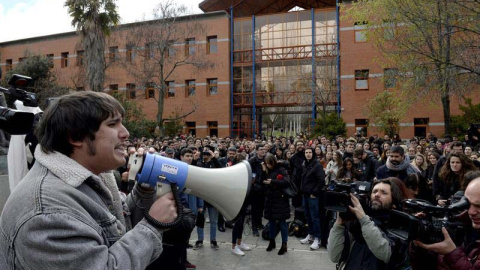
xmin=129 ymin=152 xmax=252 ymax=222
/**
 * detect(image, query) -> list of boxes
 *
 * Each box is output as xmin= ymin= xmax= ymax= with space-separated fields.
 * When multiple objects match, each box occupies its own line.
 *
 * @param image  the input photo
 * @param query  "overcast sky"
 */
xmin=0 ymin=0 xmax=203 ymax=43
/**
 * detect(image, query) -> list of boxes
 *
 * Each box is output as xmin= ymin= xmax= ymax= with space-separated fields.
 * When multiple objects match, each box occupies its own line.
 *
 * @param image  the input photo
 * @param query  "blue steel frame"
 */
xmin=251 ymin=15 xmax=256 ymax=138
xmin=230 ymin=6 xmax=234 ymax=137
xmin=311 ymin=8 xmax=317 ymax=130
xmin=336 ymin=0 xmax=341 ymax=116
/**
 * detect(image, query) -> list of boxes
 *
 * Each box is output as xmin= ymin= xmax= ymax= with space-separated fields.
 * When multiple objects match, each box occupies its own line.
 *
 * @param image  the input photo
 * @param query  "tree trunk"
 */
xmin=157 ymin=86 xmax=165 ymax=137
xmin=441 ymin=93 xmax=451 ymax=134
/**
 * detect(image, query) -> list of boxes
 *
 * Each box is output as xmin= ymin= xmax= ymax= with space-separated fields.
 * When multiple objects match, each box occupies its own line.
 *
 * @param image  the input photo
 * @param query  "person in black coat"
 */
xmin=299 ymin=147 xmax=326 ymax=250
xmin=261 ymin=153 xmax=291 ymax=255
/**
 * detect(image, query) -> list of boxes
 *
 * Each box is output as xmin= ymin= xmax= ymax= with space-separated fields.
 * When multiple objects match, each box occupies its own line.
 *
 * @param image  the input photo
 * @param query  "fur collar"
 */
xmin=35 ymin=146 xmax=126 ymax=225
xmin=35 ymin=146 xmax=94 ymax=188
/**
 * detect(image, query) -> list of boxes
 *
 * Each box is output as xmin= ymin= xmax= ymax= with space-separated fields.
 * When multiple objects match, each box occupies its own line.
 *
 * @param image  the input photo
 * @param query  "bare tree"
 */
xmin=344 ymin=0 xmax=480 ymax=133
xmin=121 ymin=0 xmax=212 ymax=135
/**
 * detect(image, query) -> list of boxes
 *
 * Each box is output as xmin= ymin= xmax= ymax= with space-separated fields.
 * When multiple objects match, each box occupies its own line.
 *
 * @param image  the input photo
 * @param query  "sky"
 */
xmin=0 ymin=0 xmax=203 ymax=43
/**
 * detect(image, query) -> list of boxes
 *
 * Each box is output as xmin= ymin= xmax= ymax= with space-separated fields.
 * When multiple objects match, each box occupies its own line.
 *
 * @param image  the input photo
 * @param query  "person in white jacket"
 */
xmin=325 ymin=150 xmax=342 ymax=184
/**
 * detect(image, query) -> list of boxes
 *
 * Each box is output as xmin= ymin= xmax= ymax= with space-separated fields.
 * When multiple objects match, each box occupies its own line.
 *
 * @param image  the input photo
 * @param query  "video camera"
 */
xmin=324 ymin=180 xmax=372 ymax=220
xmin=387 ymin=198 xmax=470 ymax=245
xmin=0 ymin=74 xmax=37 ymax=135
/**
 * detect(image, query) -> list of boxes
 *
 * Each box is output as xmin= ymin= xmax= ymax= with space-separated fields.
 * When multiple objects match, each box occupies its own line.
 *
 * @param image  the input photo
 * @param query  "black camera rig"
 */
xmin=387 ymin=198 xmax=470 ymax=245
xmin=0 ymin=74 xmax=37 ymax=135
xmin=324 ymin=180 xmax=372 ymax=220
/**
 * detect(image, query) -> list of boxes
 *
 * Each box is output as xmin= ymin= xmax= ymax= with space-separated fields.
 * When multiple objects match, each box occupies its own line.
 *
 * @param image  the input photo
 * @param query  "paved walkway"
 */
xmin=186 ymin=217 xmax=336 ymax=270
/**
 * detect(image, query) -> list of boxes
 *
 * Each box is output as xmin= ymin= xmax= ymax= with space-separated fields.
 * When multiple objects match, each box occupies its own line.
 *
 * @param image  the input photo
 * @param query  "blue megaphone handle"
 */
xmin=137 ymin=153 xmax=189 ymax=189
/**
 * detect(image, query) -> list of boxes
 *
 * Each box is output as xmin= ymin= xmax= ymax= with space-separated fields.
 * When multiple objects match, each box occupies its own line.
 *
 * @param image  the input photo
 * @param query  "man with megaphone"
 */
xmin=0 ymin=91 xmax=178 ymax=270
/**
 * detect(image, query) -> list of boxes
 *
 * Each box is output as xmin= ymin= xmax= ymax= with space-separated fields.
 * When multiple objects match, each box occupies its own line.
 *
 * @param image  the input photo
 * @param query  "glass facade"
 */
xmin=232 ymin=9 xmax=338 ymax=136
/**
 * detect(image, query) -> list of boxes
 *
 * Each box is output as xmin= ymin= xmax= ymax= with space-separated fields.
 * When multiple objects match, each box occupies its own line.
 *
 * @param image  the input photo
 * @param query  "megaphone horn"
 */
xmin=133 ymin=153 xmax=252 ymax=222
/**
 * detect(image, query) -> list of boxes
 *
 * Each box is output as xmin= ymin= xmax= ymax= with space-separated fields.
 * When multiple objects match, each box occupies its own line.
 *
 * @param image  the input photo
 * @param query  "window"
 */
xmin=354 ymin=21 xmax=368 ymax=42
xmin=109 ymin=84 xmax=119 ymax=96
xmin=384 ymin=68 xmax=398 ymax=89
xmin=126 ymin=44 xmax=135 ymax=61
xmin=145 ymin=43 xmax=154 ymax=59
xmin=207 ymin=78 xmax=218 ymax=96
xmin=414 ymin=118 xmax=429 ymax=137
xmin=76 ymin=51 xmax=84 ymax=67
xmin=186 ymin=121 xmax=196 ymax=136
xmin=167 ymin=40 xmax=175 ymax=57
xmin=186 ymin=80 xmax=195 ymax=97
xmin=355 ymin=69 xmax=369 ymax=90
xmin=207 ymin=36 xmax=217 ymax=54
xmin=5 ymin=59 xmax=12 ymax=72
xmin=19 ymin=57 xmax=26 ymax=63
xmin=46 ymin=54 xmax=54 ymax=68
xmin=185 ymin=38 xmax=195 ymax=56
xmin=166 ymin=81 xmax=175 ymax=98
xmin=127 ymin=83 xmax=136 ymax=99
xmin=414 ymin=65 xmax=428 ymax=87
xmin=145 ymin=82 xmax=155 ymax=99
xmin=355 ymin=119 xmax=369 ymax=136
xmin=61 ymin=52 xmax=69 ymax=68
xmin=109 ymin=46 xmax=119 ymax=62
xmin=207 ymin=121 xmax=218 ymax=137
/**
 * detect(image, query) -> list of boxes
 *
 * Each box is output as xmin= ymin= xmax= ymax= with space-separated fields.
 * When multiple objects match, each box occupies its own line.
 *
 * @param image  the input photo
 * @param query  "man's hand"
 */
xmin=348 ymin=193 xmax=366 ymax=220
xmin=335 ymin=214 xmax=345 ymax=225
xmin=263 ymin=179 xmax=272 ymax=185
xmin=148 ymin=192 xmax=178 ymax=224
xmin=197 ymin=208 xmax=203 ymax=213
xmin=413 ymin=227 xmax=456 ymax=255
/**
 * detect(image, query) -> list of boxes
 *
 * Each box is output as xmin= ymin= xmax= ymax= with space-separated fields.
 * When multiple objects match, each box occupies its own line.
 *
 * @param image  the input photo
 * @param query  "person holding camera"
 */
xmin=328 ymin=178 xmax=405 ymax=270
xmin=0 ymin=92 xmax=178 ymax=269
xmin=410 ymin=174 xmax=480 ymax=270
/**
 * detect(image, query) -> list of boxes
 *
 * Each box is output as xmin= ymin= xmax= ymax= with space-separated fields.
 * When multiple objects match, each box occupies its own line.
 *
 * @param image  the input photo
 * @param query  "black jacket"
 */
xmin=362 ymin=151 xmax=379 ymax=182
xmin=261 ymin=165 xmax=291 ymax=221
xmin=249 ymin=155 xmax=265 ymax=192
xmin=289 ymin=150 xmax=305 ymax=186
xmin=300 ymin=159 xmax=325 ymax=197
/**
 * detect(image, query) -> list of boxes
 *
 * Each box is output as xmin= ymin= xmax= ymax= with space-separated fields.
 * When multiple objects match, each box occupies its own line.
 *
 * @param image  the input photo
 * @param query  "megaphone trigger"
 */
xmin=128 ymin=153 xmax=144 ymax=182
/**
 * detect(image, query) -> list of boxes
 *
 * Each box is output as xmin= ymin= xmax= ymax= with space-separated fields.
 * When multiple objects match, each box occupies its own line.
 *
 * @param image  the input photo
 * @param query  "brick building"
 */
xmin=0 ymin=0 xmax=478 ymax=139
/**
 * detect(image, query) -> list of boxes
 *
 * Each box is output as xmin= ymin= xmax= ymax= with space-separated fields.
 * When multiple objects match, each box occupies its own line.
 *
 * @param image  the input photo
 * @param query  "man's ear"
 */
xmin=69 ymin=137 xmax=83 ymax=148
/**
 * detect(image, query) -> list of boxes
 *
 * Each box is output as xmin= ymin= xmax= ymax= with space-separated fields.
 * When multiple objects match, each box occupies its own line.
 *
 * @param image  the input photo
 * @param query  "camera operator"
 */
xmin=410 ymin=174 xmax=480 ymax=270
xmin=328 ymin=178 xmax=406 ymax=270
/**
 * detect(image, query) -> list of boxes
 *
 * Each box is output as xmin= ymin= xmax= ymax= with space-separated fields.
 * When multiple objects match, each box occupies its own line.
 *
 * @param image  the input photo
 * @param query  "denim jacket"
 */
xmin=0 ymin=147 xmax=164 ymax=270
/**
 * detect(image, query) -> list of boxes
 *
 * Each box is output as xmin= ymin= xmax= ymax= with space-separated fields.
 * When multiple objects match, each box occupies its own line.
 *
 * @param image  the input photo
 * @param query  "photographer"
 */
xmin=410 ymin=174 xmax=480 ymax=270
xmin=328 ymin=178 xmax=405 ymax=270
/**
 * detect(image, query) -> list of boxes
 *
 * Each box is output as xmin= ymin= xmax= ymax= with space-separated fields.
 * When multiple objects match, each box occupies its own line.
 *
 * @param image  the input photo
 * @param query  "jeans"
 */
xmin=232 ymin=213 xmax=245 ymax=244
xmin=268 ymin=220 xmax=288 ymax=243
xmin=304 ymin=195 xmax=321 ymax=239
xmin=197 ymin=206 xmax=218 ymax=241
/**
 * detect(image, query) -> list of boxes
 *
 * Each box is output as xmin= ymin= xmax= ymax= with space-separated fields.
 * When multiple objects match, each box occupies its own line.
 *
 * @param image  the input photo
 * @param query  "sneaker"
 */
xmin=252 ymin=228 xmax=260 ymax=237
xmin=185 ymin=261 xmax=197 ymax=269
xmin=238 ymin=242 xmax=251 ymax=251
xmin=187 ymin=243 xmax=194 ymax=249
xmin=300 ymin=234 xmax=314 ymax=244
xmin=193 ymin=241 xmax=203 ymax=250
xmin=210 ymin=240 xmax=220 ymax=250
xmin=231 ymin=246 xmax=245 ymax=256
xmin=310 ymin=238 xmax=320 ymax=250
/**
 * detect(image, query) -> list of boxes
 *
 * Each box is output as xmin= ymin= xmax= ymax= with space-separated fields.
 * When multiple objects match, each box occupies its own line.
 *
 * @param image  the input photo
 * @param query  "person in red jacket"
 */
xmin=411 ymin=173 xmax=480 ymax=269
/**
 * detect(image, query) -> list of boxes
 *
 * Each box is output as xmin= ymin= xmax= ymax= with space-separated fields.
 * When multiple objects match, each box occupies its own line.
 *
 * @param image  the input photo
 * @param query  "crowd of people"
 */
xmin=2 ymin=90 xmax=480 ymax=270
xmin=114 ymin=127 xmax=480 ymax=269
